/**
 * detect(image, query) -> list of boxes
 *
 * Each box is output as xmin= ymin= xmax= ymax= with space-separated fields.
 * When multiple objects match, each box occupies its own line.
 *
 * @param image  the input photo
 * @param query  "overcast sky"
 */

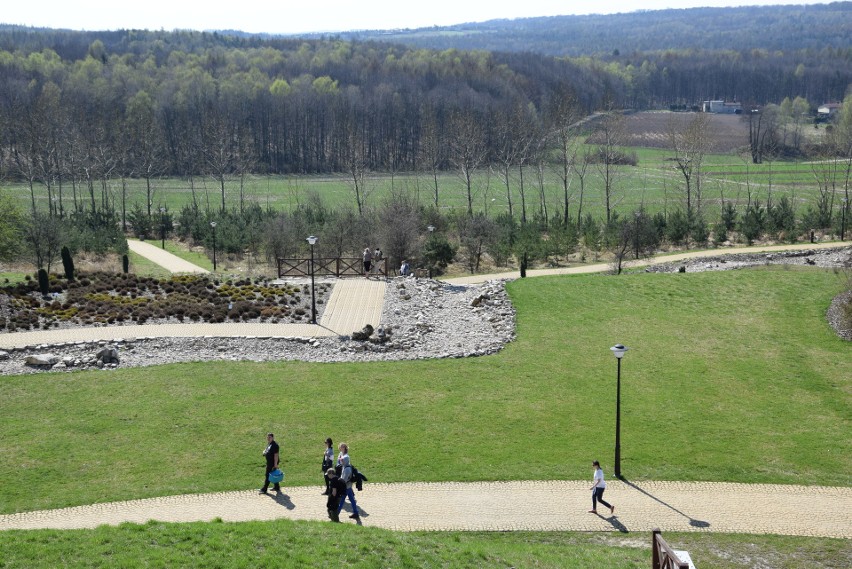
xmin=2 ymin=1 xmax=831 ymax=34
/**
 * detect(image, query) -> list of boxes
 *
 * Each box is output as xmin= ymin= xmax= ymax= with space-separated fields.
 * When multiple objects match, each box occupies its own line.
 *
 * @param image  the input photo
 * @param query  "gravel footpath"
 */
xmin=1 ymin=480 xmax=849 ymax=538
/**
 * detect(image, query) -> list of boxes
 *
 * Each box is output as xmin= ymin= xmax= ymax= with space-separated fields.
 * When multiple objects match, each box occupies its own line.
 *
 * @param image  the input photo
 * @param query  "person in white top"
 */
xmin=589 ymin=460 xmax=615 ymax=514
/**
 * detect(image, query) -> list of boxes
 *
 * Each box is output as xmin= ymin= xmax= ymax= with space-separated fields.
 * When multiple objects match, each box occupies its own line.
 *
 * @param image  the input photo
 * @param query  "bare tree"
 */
xmin=744 ymin=104 xmax=781 ymax=164
xmin=418 ymin=105 xmax=446 ymax=209
xmin=493 ymin=105 xmax=525 ymax=219
xmin=377 ymin=189 xmax=422 ymax=270
xmin=667 ymin=112 xmax=710 ymax=216
xmin=592 ymin=111 xmax=628 ymax=223
xmin=575 ymin=146 xmax=593 ymax=226
xmin=546 ymin=89 xmax=583 ymax=226
xmin=340 ymin=114 xmax=371 ymax=216
xmin=448 ymin=109 xmax=488 ymax=217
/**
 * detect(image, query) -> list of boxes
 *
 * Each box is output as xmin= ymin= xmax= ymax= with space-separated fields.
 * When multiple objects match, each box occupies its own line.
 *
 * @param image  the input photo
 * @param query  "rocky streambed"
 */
xmin=0 ymin=278 xmax=516 ymax=375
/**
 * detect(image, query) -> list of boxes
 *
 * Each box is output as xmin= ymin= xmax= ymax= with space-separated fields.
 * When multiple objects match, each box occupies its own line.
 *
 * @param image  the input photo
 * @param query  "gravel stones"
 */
xmin=643 ymin=246 xmax=851 ymax=273
xmin=0 ymin=278 xmax=516 ymax=375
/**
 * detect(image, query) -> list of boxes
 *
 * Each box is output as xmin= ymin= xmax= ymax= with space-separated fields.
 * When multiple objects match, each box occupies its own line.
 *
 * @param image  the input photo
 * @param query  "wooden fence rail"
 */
xmin=277 ymin=257 xmax=388 ymax=279
xmin=652 ymin=529 xmax=690 ymax=569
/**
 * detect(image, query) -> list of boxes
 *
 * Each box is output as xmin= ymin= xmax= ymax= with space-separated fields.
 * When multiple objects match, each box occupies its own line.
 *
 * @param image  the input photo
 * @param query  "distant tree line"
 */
xmin=0 ymin=27 xmax=849 ymax=278
xmin=0 ymin=27 xmax=848 ymax=195
xmin=337 ymin=3 xmax=852 ymax=58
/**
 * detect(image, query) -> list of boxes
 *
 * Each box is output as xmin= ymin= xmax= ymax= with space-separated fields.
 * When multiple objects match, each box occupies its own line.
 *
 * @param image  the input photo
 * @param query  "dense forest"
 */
xmin=329 ymin=3 xmax=852 ymax=57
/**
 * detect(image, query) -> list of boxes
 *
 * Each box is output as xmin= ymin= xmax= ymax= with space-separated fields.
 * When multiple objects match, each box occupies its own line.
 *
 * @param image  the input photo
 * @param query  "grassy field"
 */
xmin=1 ymin=266 xmax=849 ymax=517
xmin=1 ymin=149 xmax=844 ymax=225
xmin=0 ymin=520 xmax=848 ymax=569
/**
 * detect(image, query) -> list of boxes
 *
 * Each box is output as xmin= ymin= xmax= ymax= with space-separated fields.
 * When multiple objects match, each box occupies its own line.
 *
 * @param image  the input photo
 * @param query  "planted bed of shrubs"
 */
xmin=0 ymin=272 xmax=330 ymax=332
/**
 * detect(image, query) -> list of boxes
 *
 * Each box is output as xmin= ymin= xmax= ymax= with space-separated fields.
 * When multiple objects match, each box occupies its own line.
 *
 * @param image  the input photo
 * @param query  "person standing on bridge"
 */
xmin=362 ymin=246 xmax=373 ymax=278
xmin=589 ymin=460 xmax=615 ymax=514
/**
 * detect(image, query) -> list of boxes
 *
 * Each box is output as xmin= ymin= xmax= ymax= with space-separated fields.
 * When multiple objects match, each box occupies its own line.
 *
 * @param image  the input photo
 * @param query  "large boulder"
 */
xmin=351 ymin=324 xmax=374 ymax=341
xmin=25 ymin=354 xmax=60 ymax=367
xmin=97 ymin=346 xmax=120 ymax=364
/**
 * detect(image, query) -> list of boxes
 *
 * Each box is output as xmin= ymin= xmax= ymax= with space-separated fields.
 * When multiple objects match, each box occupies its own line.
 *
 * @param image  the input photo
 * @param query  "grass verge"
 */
xmin=0 ymin=267 xmax=849 ymax=516
xmin=0 ymin=520 xmax=848 ymax=569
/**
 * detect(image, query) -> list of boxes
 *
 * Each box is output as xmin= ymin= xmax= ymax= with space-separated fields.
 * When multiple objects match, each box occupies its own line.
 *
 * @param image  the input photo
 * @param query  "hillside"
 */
xmin=302 ymin=3 xmax=852 ymax=57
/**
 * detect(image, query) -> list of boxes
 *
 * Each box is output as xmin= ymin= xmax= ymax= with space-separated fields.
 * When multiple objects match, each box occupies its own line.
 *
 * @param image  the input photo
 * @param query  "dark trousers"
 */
xmin=262 ymin=464 xmax=281 ymax=491
xmin=592 ymin=487 xmax=612 ymax=510
xmin=337 ymin=486 xmax=359 ymax=516
xmin=327 ymin=493 xmax=344 ymax=522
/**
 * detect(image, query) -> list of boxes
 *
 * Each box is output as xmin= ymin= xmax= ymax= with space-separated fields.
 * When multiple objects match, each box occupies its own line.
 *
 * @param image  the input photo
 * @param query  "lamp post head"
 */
xmin=427 ymin=225 xmax=435 ymax=233
xmin=210 ymin=221 xmax=217 ymax=228
xmin=307 ymin=235 xmax=318 ymax=246
xmin=610 ymin=344 xmax=628 ymax=359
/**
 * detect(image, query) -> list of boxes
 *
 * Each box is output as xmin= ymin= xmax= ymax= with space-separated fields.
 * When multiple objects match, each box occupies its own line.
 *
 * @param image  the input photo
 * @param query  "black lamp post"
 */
xmin=210 ymin=221 xmax=218 ymax=271
xmin=610 ymin=343 xmax=628 ymax=479
xmin=307 ymin=235 xmax=318 ymax=324
xmin=159 ymin=207 xmax=166 ymax=249
xmin=842 ymin=198 xmax=848 ymax=241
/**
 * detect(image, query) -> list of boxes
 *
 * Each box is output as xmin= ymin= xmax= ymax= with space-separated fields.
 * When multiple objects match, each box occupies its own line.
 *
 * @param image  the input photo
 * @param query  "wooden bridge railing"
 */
xmin=652 ymin=529 xmax=691 ymax=569
xmin=277 ymin=257 xmax=388 ymax=279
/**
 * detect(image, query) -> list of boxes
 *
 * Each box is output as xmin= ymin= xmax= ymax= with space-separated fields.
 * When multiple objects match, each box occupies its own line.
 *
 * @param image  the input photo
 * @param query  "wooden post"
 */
xmin=652 ymin=528 xmax=661 ymax=569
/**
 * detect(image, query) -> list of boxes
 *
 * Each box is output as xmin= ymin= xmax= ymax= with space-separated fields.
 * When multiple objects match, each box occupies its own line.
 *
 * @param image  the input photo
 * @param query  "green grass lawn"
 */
xmin=0 ymin=520 xmax=847 ymax=569
xmin=161 ymin=240 xmax=214 ymax=272
xmin=1 ymin=266 xmax=848 ymax=517
xmin=0 ymin=272 xmax=29 ymax=285
xmin=1 ymin=151 xmax=842 ymax=223
xmin=127 ymin=250 xmax=171 ymax=278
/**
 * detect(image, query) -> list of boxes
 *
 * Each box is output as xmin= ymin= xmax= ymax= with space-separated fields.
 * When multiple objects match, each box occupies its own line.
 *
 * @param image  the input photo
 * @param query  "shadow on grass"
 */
xmin=621 ymin=477 xmax=711 ymax=528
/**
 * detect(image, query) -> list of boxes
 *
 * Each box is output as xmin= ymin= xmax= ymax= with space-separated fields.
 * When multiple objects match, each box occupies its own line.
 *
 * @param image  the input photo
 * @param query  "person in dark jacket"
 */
xmin=259 ymin=432 xmax=281 ymax=494
xmin=326 ymin=468 xmax=346 ymax=522
xmin=322 ymin=437 xmax=334 ymax=495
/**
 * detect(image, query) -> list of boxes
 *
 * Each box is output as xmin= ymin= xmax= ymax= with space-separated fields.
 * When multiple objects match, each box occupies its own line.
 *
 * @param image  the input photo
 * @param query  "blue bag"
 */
xmin=268 ymin=468 xmax=284 ymax=484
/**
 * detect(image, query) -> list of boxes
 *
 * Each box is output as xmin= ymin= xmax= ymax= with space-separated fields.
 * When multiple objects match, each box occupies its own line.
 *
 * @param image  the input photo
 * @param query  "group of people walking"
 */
xmin=322 ymin=438 xmax=361 ymax=522
xmin=259 ymin=434 xmax=362 ymax=522
xmin=261 ymin=433 xmax=616 ymax=523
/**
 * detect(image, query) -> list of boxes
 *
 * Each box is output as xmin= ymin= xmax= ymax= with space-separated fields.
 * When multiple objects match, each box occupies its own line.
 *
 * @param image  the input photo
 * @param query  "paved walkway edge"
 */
xmin=444 ymin=242 xmax=848 ymax=284
xmin=127 ymin=239 xmax=209 ymax=274
xmin=1 ymin=481 xmax=849 ymax=537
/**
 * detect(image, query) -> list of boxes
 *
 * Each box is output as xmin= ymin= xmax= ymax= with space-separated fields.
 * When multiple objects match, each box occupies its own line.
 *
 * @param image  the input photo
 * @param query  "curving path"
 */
xmin=443 ymin=241 xmax=847 ymax=284
xmin=0 ymin=480 xmax=849 ymax=537
xmin=127 ymin=239 xmax=210 ymax=274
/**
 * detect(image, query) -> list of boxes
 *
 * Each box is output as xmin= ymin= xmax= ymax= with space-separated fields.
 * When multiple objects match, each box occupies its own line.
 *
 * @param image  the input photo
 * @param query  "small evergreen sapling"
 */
xmin=61 ymin=246 xmax=75 ymax=281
